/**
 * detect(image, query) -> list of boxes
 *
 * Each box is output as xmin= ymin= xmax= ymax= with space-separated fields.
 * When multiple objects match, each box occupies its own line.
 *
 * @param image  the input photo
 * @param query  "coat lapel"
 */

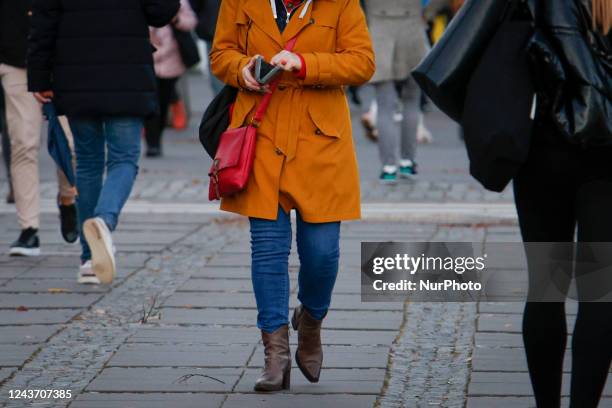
xmin=243 ymin=0 xmax=284 ymax=48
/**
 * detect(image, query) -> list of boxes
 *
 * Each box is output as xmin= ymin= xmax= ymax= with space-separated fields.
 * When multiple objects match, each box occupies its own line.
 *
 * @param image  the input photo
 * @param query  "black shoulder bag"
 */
xmin=460 ymin=0 xmax=535 ymax=192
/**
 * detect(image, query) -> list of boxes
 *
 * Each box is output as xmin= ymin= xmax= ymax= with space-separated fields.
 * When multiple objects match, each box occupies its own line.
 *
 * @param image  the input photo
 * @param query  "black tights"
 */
xmin=145 ymin=77 xmax=178 ymax=149
xmin=514 ymin=137 xmax=612 ymax=408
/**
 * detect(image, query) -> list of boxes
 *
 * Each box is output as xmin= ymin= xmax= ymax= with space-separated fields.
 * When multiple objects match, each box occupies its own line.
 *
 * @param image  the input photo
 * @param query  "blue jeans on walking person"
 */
xmin=250 ymin=207 xmax=340 ymax=333
xmin=70 ymin=118 xmax=142 ymax=262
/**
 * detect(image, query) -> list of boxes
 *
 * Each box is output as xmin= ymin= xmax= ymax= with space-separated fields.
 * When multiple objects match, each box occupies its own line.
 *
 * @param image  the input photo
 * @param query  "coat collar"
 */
xmin=242 ymin=0 xmax=333 ymax=48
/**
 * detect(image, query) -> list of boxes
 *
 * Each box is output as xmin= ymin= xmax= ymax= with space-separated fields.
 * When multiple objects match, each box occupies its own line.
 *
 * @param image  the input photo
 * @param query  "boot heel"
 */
xmin=282 ymin=367 xmax=291 ymax=390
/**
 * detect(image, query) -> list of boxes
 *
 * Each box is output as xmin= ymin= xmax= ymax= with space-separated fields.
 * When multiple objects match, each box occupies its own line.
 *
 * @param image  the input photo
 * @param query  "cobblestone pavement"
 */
xmin=0 ymin=72 xmax=611 ymax=408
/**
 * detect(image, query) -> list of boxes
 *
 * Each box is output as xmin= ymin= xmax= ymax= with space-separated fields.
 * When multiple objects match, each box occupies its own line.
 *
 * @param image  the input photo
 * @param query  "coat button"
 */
xmin=315 ymin=129 xmax=322 ymax=135
xmin=275 ymin=147 xmax=283 ymax=155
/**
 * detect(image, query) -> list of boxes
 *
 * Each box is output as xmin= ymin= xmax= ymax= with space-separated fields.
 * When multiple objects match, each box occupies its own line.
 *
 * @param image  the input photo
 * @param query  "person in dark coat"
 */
xmin=1 ymin=0 xmax=79 ymax=258
xmin=511 ymin=0 xmax=612 ymax=407
xmin=28 ymin=0 xmax=180 ymax=285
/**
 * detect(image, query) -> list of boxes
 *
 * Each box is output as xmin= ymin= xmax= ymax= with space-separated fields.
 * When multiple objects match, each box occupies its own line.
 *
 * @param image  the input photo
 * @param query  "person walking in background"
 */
xmin=1 ymin=0 xmax=78 ymax=257
xmin=191 ymin=0 xmax=224 ymax=95
xmin=145 ymin=0 xmax=198 ymax=158
xmin=364 ymin=0 xmax=429 ymax=184
xmin=211 ymin=0 xmax=374 ymax=392
xmin=28 ymin=0 xmax=180 ymax=284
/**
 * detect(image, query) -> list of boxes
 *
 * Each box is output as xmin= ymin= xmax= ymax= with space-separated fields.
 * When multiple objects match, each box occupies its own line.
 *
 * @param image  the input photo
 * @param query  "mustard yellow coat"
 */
xmin=210 ymin=0 xmax=375 ymax=222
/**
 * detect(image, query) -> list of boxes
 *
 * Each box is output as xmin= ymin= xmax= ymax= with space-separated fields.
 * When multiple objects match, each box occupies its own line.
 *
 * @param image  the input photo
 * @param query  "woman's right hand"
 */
xmin=242 ymin=55 xmax=269 ymax=92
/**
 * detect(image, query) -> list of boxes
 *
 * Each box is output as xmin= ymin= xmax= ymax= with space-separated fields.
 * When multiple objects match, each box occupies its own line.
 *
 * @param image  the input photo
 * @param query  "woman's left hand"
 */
xmin=270 ymin=51 xmax=302 ymax=72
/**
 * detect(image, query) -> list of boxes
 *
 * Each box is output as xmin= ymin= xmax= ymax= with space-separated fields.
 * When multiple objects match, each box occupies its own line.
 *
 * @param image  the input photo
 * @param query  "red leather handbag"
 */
xmin=209 ymin=36 xmax=299 ymax=201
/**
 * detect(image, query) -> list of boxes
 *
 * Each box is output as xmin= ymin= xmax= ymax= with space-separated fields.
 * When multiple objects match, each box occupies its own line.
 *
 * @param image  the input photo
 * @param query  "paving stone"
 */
xmin=177 ymin=279 xmax=253 ymax=293
xmin=0 ymin=326 xmax=60 ymax=344
xmin=0 ymin=268 xmax=27 ymax=279
xmin=0 ymin=294 xmax=100 ymax=309
xmin=190 ymin=266 xmax=251 ymax=279
xmin=223 ymin=394 xmax=376 ymax=408
xmin=0 ymin=368 xmax=16 ymax=383
xmin=329 ymin=294 xmax=403 ymax=311
xmin=86 ymin=367 xmax=240 ymax=392
xmin=250 ymin=345 xmax=389 ymax=369
xmin=160 ymin=308 xmax=257 ymax=326
xmin=108 ymin=344 xmax=254 ymax=367
xmin=0 ymin=279 xmax=107 ymax=293
xmin=474 ymin=332 xmax=524 ymax=349
xmin=478 ymin=313 xmax=576 ymax=334
xmin=235 ymin=368 xmax=385 ymax=394
xmin=128 ymin=327 xmax=259 ymax=345
xmin=472 ymin=348 xmax=570 ymax=373
xmin=324 ymin=311 xmax=403 ymax=331
xmin=0 ymin=345 xmax=39 ymax=366
xmin=0 ymin=309 xmax=79 ymax=325
xmin=112 ymin=231 xmax=187 ymax=245
xmin=468 ymin=372 xmax=612 ymax=396
xmin=71 ymin=393 xmax=225 ymax=408
xmin=163 ymin=292 xmax=256 ymax=308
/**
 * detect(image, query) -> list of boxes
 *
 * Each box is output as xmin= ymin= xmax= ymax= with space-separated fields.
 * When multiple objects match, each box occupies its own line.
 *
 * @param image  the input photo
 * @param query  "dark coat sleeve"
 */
xmin=27 ymin=0 xmax=62 ymax=91
xmin=142 ymin=0 xmax=181 ymax=27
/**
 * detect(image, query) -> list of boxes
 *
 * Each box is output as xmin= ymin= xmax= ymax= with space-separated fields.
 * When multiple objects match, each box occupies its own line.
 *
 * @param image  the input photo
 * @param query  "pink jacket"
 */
xmin=150 ymin=0 xmax=198 ymax=79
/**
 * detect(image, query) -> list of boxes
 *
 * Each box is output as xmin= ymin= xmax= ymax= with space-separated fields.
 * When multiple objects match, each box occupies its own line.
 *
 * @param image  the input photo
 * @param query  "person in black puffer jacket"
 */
xmin=28 ymin=0 xmax=179 ymax=285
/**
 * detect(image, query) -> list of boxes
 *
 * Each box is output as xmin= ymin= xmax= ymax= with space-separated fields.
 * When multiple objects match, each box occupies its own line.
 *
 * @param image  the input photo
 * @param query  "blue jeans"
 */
xmin=250 ymin=207 xmax=340 ymax=333
xmin=70 ymin=118 xmax=142 ymax=262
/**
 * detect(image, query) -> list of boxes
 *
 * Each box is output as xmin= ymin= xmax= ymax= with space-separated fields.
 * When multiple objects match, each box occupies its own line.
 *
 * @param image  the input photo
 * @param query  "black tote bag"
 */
xmin=460 ymin=1 xmax=535 ymax=192
xmin=412 ymin=0 xmax=510 ymax=121
xmin=199 ymin=85 xmax=238 ymax=158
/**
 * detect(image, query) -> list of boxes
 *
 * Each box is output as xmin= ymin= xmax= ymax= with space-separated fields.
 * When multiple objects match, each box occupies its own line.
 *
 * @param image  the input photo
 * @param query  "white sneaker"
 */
xmin=417 ymin=114 xmax=433 ymax=144
xmin=78 ymin=261 xmax=100 ymax=285
xmin=82 ymin=218 xmax=116 ymax=284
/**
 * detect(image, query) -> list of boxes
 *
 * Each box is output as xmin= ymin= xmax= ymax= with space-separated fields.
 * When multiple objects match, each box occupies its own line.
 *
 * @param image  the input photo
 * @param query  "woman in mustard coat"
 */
xmin=210 ymin=0 xmax=374 ymax=392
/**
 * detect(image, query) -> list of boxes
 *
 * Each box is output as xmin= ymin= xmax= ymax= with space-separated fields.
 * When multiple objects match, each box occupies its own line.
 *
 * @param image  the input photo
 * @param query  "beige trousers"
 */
xmin=0 ymin=63 xmax=75 ymax=229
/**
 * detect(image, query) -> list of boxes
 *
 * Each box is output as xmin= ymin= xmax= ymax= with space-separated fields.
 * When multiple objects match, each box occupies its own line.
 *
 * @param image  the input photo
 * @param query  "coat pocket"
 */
xmin=307 ymin=103 xmax=340 ymax=138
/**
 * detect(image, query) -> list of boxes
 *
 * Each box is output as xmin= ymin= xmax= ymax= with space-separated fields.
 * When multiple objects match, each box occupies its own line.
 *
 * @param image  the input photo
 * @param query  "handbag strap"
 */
xmin=250 ymin=35 xmax=300 ymax=128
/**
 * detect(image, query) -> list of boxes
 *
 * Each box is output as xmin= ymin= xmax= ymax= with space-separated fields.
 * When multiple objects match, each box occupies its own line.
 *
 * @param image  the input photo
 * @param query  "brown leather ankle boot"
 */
xmin=254 ymin=325 xmax=291 ymax=392
xmin=291 ymin=305 xmax=323 ymax=383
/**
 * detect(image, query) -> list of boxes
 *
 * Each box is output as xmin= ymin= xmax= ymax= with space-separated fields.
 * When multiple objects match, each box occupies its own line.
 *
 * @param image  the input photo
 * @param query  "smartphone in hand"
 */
xmin=254 ymin=56 xmax=282 ymax=85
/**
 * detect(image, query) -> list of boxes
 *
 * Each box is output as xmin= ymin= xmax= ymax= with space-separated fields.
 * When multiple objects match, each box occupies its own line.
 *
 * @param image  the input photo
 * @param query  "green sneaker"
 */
xmin=399 ymin=160 xmax=418 ymax=179
xmin=379 ymin=168 xmax=398 ymax=184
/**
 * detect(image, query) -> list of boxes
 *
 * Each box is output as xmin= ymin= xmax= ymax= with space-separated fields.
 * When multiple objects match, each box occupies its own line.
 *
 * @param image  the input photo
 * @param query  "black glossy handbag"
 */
xmin=412 ymin=0 xmax=511 ymax=121
xmin=199 ymin=85 xmax=238 ymax=158
xmin=172 ymin=27 xmax=201 ymax=69
xmin=461 ymin=0 xmax=535 ymax=192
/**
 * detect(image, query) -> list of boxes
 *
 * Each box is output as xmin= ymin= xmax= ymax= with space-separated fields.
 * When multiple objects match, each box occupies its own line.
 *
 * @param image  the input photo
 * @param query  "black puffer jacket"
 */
xmin=0 ymin=0 xmax=31 ymax=68
xmin=527 ymin=0 xmax=612 ymax=145
xmin=27 ymin=0 xmax=180 ymax=118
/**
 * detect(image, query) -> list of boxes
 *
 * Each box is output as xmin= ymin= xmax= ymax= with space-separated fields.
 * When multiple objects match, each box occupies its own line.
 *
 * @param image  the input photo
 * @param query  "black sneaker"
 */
xmin=10 ymin=228 xmax=40 ymax=257
xmin=146 ymin=146 xmax=162 ymax=158
xmin=59 ymin=201 xmax=79 ymax=243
